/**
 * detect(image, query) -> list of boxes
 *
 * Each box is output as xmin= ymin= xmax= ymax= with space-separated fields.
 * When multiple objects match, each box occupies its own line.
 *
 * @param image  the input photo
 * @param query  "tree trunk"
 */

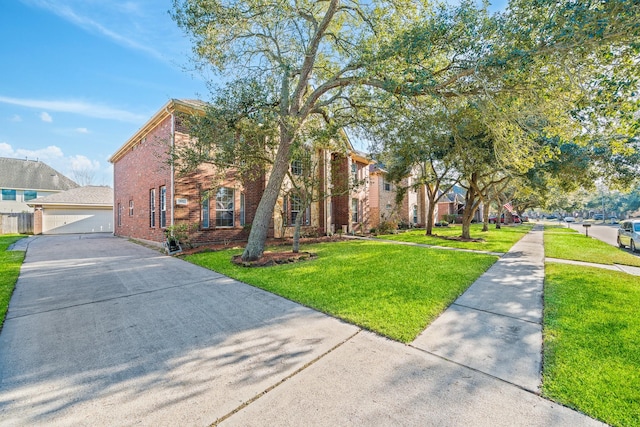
xmin=242 ymin=131 xmax=294 ymax=261
xmin=425 ymin=190 xmax=436 ymax=236
xmin=482 ymin=201 xmax=490 ymax=232
xmin=461 ymin=177 xmax=481 ymax=240
xmin=292 ymin=207 xmax=303 ymax=253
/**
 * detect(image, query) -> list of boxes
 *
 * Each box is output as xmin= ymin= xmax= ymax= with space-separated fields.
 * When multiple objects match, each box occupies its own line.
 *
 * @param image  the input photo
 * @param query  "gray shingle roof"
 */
xmin=28 ymin=186 xmax=113 ymax=206
xmin=0 ymin=157 xmax=79 ymax=191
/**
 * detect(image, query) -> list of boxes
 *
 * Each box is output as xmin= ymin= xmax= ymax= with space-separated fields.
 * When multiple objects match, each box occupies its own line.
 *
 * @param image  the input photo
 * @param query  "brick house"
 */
xmin=368 ymin=164 xmax=424 ymax=230
xmin=110 ymin=99 xmax=373 ymax=246
xmin=110 ymin=99 xmax=265 ymax=246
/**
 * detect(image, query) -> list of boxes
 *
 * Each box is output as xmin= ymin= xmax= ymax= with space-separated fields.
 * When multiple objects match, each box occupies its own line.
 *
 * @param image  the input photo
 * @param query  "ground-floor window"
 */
xmin=216 ymin=187 xmax=234 ymax=227
xmin=352 ymin=198 xmax=359 ymax=222
xmin=150 ymin=188 xmax=156 ymax=228
xmin=117 ymin=203 xmax=122 ymax=227
xmin=413 ymin=205 xmax=418 ymax=224
xmin=240 ymin=193 xmax=245 ymax=226
xmin=160 ymin=186 xmax=167 ymax=228
xmin=202 ymin=195 xmax=210 ymax=228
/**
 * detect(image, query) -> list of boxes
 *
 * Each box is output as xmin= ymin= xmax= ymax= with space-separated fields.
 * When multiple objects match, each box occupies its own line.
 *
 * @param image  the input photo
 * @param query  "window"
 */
xmin=201 ymin=196 xmax=210 ymax=228
xmin=160 ymin=186 xmax=167 ymax=228
xmin=351 ymin=163 xmax=358 ymax=181
xmin=129 ymin=200 xmax=134 ymax=216
xmin=117 ymin=203 xmax=122 ymax=227
xmin=288 ymin=194 xmax=309 ymax=225
xmin=240 ymin=193 xmax=245 ymax=226
xmin=383 ymin=179 xmax=391 ymax=192
xmin=24 ymin=190 xmax=37 ymax=201
xmin=412 ymin=205 xmax=418 ymax=224
xmin=215 ymin=187 xmax=234 ymax=227
xmin=2 ymin=189 xmax=16 ymax=201
xmin=291 ymin=159 xmax=303 ymax=176
xmin=352 ymin=198 xmax=359 ymax=222
xmin=149 ymin=189 xmax=156 ymax=228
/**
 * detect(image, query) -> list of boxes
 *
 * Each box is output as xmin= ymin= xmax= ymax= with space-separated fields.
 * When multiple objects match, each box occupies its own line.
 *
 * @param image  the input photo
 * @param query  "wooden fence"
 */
xmin=0 ymin=213 xmax=33 ymax=234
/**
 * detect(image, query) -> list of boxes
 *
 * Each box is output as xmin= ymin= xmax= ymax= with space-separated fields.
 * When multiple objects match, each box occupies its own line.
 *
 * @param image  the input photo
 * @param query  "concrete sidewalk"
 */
xmin=547 ymin=256 xmax=640 ymax=276
xmin=411 ymin=225 xmax=544 ymax=393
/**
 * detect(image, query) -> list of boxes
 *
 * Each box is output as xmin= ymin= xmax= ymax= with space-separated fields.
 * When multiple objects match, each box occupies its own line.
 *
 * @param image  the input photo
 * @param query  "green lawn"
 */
xmin=543 ymin=263 xmax=640 ymax=427
xmin=0 ymin=235 xmax=26 ymax=330
xmin=544 ymin=226 xmax=640 ymax=267
xmin=185 ymin=240 xmax=498 ymax=342
xmin=376 ymin=223 xmax=534 ymax=253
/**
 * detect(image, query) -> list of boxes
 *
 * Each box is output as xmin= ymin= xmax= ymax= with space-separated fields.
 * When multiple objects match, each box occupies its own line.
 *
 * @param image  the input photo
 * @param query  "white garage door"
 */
xmin=42 ymin=208 xmax=113 ymax=234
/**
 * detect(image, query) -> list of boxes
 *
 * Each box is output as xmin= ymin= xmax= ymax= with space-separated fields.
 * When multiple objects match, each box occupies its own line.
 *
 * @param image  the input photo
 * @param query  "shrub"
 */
xmin=377 ymin=220 xmax=398 ymax=235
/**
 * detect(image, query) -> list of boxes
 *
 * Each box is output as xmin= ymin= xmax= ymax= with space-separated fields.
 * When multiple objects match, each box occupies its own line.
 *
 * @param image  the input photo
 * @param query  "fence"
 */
xmin=0 ymin=213 xmax=34 ymax=234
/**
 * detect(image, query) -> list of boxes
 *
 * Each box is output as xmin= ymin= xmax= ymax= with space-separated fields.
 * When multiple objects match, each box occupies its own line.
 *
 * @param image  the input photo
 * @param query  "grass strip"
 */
xmin=376 ymin=223 xmax=533 ymax=253
xmin=0 ymin=235 xmax=26 ymax=330
xmin=544 ymin=226 xmax=640 ymax=267
xmin=543 ymin=263 xmax=640 ymax=427
xmin=185 ymin=240 xmax=497 ymax=343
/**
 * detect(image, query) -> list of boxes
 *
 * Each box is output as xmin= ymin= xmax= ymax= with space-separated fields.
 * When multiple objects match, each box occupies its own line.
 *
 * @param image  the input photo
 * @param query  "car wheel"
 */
xmin=632 ymin=240 xmax=637 ymax=253
xmin=618 ymin=237 xmax=625 ymax=248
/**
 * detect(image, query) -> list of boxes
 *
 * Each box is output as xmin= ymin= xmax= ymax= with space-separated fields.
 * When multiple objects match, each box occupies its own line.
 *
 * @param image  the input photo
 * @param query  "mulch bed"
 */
xmin=178 ymin=235 xmax=346 ymax=267
xmin=432 ymin=234 xmax=485 ymax=243
xmin=231 ymin=251 xmax=317 ymax=267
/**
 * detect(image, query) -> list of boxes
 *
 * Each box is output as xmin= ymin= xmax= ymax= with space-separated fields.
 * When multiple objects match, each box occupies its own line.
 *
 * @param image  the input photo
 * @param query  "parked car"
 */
xmin=593 ymin=213 xmax=604 ymax=220
xmin=618 ymin=219 xmax=640 ymax=252
xmin=564 ymin=216 xmax=575 ymax=223
xmin=488 ymin=214 xmax=521 ymax=224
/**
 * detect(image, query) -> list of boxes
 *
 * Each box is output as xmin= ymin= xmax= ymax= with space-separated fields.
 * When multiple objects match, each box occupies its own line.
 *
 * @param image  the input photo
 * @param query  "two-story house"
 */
xmin=109 ymin=99 xmax=374 ymax=246
xmin=0 ymin=157 xmax=78 ymax=213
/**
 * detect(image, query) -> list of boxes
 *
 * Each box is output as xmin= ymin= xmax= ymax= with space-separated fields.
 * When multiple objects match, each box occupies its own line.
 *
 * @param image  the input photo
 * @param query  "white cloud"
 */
xmin=0 ymin=141 xmax=111 ymax=184
xmin=0 ymin=142 xmax=64 ymax=161
xmin=69 ymin=154 xmax=100 ymax=171
xmin=76 ymin=127 xmax=89 ymax=134
xmin=21 ymin=0 xmax=185 ymax=62
xmin=9 ymin=114 xmax=22 ymax=122
xmin=0 ymin=95 xmax=146 ymax=123
xmin=40 ymin=112 xmax=53 ymax=122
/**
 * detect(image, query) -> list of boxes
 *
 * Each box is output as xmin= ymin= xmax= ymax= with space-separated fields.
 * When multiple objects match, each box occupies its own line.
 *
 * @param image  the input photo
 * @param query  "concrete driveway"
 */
xmin=0 ymin=235 xmax=358 ymax=425
xmin=1 ymin=234 xmax=604 ymax=426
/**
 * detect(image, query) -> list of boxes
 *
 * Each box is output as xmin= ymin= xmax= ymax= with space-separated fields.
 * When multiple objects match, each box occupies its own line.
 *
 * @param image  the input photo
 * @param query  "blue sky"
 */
xmin=0 ymin=0 xmax=209 ymax=185
xmin=1 ymin=0 xmax=507 ymax=187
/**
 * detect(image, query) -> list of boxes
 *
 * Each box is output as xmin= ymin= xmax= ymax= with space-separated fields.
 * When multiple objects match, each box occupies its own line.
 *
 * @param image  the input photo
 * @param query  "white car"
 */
xmin=564 ymin=216 xmax=575 ymax=223
xmin=618 ymin=220 xmax=640 ymax=252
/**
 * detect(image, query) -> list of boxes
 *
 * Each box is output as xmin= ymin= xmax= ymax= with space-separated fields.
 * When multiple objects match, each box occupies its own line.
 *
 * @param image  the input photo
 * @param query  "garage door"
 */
xmin=42 ymin=208 xmax=113 ymax=234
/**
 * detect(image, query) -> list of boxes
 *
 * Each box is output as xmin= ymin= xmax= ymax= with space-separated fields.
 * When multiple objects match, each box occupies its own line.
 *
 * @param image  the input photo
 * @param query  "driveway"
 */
xmin=0 ymin=235 xmax=604 ymax=426
xmin=0 ymin=235 xmax=358 ymax=425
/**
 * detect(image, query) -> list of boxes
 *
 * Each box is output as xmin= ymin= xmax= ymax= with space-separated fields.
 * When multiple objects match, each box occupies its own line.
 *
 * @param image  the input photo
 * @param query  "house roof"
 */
xmin=0 ymin=157 xmax=79 ymax=191
xmin=28 ymin=185 xmax=113 ymax=207
xmin=109 ymin=98 xmax=207 ymax=164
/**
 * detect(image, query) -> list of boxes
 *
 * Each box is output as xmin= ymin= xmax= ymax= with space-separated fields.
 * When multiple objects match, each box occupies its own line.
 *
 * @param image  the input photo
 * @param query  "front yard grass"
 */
xmin=544 ymin=226 xmax=640 ymax=267
xmin=0 ymin=235 xmax=26 ymax=330
xmin=543 ymin=263 xmax=640 ymax=427
xmin=376 ymin=223 xmax=534 ymax=253
xmin=185 ymin=240 xmax=497 ymax=343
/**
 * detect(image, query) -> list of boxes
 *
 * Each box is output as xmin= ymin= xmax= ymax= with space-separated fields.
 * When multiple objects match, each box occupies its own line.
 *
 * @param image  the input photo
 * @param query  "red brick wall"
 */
xmin=113 ymin=115 xmax=173 ymax=243
xmin=33 ymin=207 xmax=42 ymax=235
xmin=113 ymin=113 xmax=270 ymax=245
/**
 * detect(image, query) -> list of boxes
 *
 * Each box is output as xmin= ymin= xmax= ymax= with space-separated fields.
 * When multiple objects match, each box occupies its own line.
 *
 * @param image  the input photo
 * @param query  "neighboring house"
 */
xmin=28 ymin=186 xmax=114 ymax=234
xmin=110 ymin=99 xmax=379 ymax=246
xmin=437 ymin=186 xmax=483 ymax=223
xmin=0 ymin=157 xmax=79 ymax=213
xmin=368 ymin=164 xmax=425 ymax=230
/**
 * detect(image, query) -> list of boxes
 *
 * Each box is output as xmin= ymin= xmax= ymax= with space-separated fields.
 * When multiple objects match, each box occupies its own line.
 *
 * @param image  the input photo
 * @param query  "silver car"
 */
xmin=618 ymin=220 xmax=640 ymax=252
